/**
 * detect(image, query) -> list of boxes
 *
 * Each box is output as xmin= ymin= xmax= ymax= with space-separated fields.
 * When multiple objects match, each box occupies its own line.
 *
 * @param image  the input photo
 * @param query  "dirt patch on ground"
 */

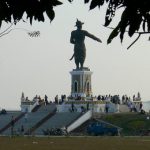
xmin=0 ymin=136 xmax=150 ymax=150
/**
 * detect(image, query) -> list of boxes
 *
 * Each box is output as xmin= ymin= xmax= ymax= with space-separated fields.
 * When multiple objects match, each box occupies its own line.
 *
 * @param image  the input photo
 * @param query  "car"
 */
xmin=87 ymin=122 xmax=119 ymax=136
xmin=140 ymin=129 xmax=150 ymax=136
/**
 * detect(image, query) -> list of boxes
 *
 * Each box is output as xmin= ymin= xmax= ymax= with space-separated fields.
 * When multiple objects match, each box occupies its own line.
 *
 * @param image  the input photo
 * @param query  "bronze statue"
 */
xmin=70 ymin=19 xmax=102 ymax=69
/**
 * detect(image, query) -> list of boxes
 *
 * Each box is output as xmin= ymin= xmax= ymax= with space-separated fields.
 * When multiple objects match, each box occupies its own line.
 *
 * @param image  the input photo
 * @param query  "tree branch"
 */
xmin=104 ymin=26 xmax=150 ymax=34
xmin=0 ymin=29 xmax=13 ymax=37
xmin=127 ymin=33 xmax=141 ymax=50
xmin=0 ymin=23 xmax=13 ymax=37
xmin=104 ymin=26 xmax=150 ymax=49
xmin=0 ymin=27 xmax=40 ymax=38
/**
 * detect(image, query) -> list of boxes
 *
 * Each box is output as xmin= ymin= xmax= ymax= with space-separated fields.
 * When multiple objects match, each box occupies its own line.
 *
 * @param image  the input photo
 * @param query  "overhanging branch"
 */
xmin=127 ymin=33 xmax=141 ymax=50
xmin=104 ymin=26 xmax=150 ymax=49
xmin=0 ymin=26 xmax=40 ymax=38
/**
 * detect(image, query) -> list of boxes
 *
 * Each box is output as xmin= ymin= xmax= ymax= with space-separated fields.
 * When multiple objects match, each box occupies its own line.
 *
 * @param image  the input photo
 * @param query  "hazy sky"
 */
xmin=0 ymin=1 xmax=150 ymax=109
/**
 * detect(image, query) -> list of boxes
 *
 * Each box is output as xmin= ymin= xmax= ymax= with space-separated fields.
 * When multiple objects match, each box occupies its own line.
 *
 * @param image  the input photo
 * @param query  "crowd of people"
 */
xmin=22 ymin=94 xmax=68 ymax=106
xmin=22 ymin=92 xmax=141 ymax=106
xmin=21 ymin=92 xmax=144 ymax=114
xmin=96 ymin=94 xmax=141 ymax=104
xmin=22 ymin=94 xmax=54 ymax=106
xmin=96 ymin=93 xmax=144 ymax=113
xmin=54 ymin=94 xmax=67 ymax=104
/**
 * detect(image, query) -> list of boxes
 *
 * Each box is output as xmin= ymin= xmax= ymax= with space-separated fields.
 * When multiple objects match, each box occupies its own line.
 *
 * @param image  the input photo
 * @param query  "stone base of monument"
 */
xmin=70 ymin=67 xmax=93 ymax=98
xmin=55 ymin=67 xmax=118 ymax=113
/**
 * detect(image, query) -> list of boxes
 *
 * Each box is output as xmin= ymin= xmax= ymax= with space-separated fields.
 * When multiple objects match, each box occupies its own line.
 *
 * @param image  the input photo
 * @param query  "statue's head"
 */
xmin=75 ymin=19 xmax=84 ymax=29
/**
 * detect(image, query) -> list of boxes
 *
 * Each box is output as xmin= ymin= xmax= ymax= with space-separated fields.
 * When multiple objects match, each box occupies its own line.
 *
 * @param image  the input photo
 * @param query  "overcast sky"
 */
xmin=0 ymin=1 xmax=150 ymax=110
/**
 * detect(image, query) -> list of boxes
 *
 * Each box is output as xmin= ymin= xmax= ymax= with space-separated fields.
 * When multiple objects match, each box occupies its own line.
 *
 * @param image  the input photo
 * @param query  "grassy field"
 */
xmin=0 ymin=136 xmax=150 ymax=150
xmin=100 ymin=113 xmax=150 ymax=135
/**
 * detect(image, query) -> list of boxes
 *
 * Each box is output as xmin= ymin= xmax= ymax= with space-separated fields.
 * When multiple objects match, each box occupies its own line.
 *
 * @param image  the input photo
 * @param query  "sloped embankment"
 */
xmin=100 ymin=113 xmax=150 ymax=135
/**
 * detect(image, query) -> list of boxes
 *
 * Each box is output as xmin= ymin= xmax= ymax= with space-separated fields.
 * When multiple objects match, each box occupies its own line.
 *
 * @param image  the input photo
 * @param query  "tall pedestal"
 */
xmin=70 ymin=68 xmax=93 ymax=98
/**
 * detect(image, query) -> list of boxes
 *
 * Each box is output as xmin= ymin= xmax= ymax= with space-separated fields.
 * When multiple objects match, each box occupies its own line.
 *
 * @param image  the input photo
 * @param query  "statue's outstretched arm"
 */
xmin=85 ymin=31 xmax=102 ymax=43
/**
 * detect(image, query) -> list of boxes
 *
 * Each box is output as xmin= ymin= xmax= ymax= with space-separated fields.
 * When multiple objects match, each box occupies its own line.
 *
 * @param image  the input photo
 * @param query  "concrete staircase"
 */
xmin=36 ymin=104 xmax=55 ymax=112
xmin=2 ymin=104 xmax=56 ymax=135
xmin=31 ymin=105 xmax=42 ymax=112
xmin=0 ymin=111 xmax=23 ymax=134
xmin=0 ymin=104 xmax=130 ymax=136
xmin=25 ymin=108 xmax=57 ymax=135
xmin=34 ymin=112 xmax=81 ymax=135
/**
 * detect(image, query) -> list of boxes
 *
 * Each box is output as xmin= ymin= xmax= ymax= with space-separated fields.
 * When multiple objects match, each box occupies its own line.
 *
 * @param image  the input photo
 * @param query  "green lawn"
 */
xmin=0 ymin=136 xmax=150 ymax=150
xmin=100 ymin=113 xmax=150 ymax=135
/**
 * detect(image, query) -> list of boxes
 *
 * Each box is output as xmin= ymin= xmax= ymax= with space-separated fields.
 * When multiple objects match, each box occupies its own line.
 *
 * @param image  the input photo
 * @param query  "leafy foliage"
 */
xmin=1 ymin=0 xmax=150 ymax=43
xmin=83 ymin=0 xmax=150 ymax=43
xmin=28 ymin=31 xmax=40 ymax=37
xmin=0 ymin=23 xmax=40 ymax=38
xmin=0 ymin=0 xmax=62 ymax=27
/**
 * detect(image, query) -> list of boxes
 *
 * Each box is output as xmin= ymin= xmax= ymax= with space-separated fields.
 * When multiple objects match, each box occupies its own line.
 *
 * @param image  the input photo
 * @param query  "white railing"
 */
xmin=67 ymin=110 xmax=92 ymax=133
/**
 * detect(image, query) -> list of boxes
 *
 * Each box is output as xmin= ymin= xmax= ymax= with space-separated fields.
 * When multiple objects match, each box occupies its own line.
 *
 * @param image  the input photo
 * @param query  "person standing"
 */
xmin=105 ymin=102 xmax=109 ymax=113
xmin=24 ymin=113 xmax=28 ymax=122
xmin=20 ymin=125 xmax=24 ymax=135
xmin=87 ymin=102 xmax=89 ymax=111
xmin=10 ymin=116 xmax=15 ymax=136
xmin=139 ymin=102 xmax=143 ymax=111
xmin=44 ymin=95 xmax=49 ymax=105
xmin=71 ymin=102 xmax=75 ymax=112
